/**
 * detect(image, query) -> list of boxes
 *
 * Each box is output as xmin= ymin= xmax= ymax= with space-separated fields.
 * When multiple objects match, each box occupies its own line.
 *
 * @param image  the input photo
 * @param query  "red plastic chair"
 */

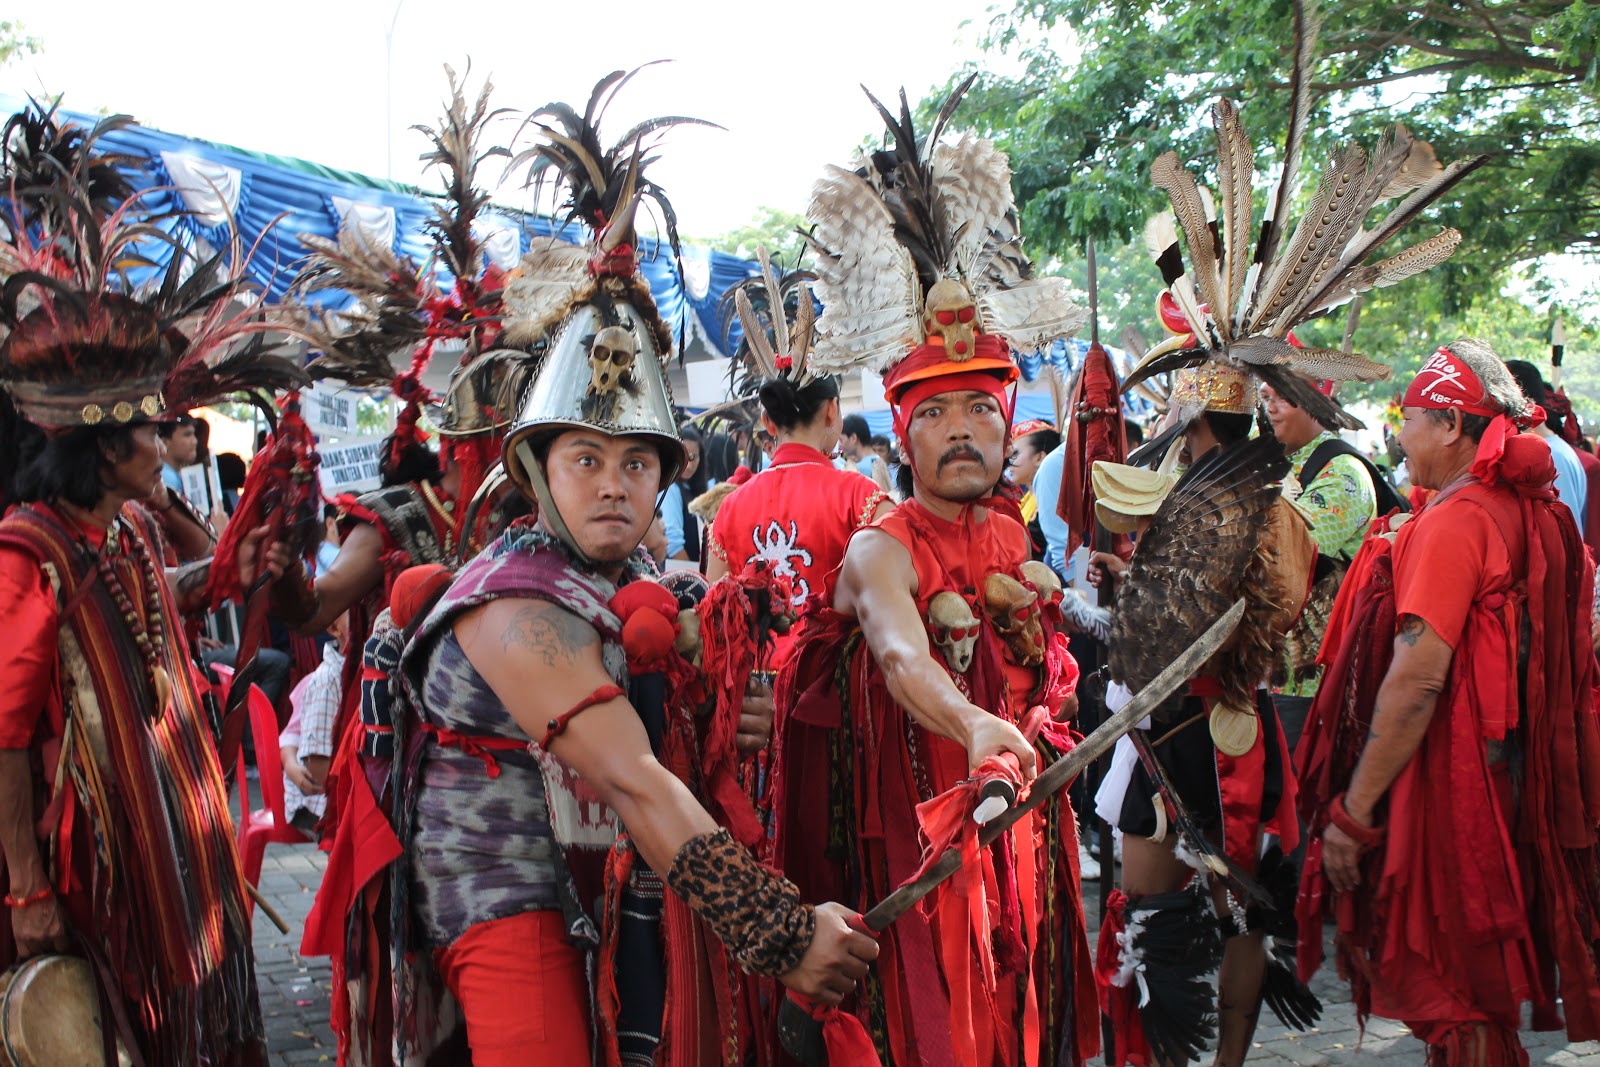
xmin=212 ymin=663 xmax=308 ymax=913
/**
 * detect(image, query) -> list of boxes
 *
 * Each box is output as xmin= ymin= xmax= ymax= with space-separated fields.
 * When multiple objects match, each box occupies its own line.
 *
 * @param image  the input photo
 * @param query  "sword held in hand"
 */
xmin=778 ymin=598 xmax=1248 ymax=1064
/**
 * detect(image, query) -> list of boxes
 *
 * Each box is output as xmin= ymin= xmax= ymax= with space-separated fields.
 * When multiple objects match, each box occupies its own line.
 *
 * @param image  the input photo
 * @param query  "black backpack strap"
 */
xmin=1296 ymin=437 xmax=1409 ymax=517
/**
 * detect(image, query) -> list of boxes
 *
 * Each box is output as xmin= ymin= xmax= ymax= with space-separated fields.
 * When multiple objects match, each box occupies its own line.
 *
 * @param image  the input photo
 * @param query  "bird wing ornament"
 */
xmin=1108 ymin=429 xmax=1295 ymax=732
xmin=804 ymin=77 xmax=1084 ymax=382
xmin=1122 ymin=0 xmax=1488 ymax=432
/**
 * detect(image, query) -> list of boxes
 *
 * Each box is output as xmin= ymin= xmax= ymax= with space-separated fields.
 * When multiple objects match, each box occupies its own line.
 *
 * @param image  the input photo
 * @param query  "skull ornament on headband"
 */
xmin=924 ymin=278 xmax=980 ymax=360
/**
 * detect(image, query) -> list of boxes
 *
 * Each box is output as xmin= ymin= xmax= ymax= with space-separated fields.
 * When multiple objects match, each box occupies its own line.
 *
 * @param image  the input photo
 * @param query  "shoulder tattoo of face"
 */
xmin=500 ymin=601 xmax=599 ymax=667
xmin=1396 ymin=614 xmax=1426 ymax=647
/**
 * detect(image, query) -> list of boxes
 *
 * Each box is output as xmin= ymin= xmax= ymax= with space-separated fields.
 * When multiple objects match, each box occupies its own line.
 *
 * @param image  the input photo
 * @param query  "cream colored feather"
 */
xmin=1152 ymin=152 xmax=1225 ymax=338
xmin=933 ymin=132 xmax=1018 ymax=278
xmin=979 ymin=277 xmax=1088 ymax=354
xmin=501 ymin=236 xmax=592 ymax=346
xmin=1211 ymin=98 xmax=1254 ymax=333
xmin=805 ymin=164 xmax=919 ymax=374
xmin=1303 ymin=228 xmax=1462 ymax=317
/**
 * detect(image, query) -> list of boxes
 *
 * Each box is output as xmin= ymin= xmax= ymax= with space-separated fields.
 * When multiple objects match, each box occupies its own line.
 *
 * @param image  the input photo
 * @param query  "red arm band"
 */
xmin=1329 ymin=792 xmax=1385 ymax=848
xmin=540 ymin=684 xmax=626 ymax=750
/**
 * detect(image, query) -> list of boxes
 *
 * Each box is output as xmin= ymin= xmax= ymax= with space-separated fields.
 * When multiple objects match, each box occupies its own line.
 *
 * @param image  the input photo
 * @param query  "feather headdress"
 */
xmin=803 ymin=77 xmax=1086 ymax=400
xmin=717 ymin=247 xmax=819 ymax=395
xmin=0 ymin=104 xmax=307 ymax=430
xmin=501 ymin=66 xmax=715 ymax=506
xmin=1124 ymin=0 xmax=1489 ymax=432
xmin=500 ymin=63 xmax=720 ymax=352
xmin=292 ymin=66 xmax=512 ymax=406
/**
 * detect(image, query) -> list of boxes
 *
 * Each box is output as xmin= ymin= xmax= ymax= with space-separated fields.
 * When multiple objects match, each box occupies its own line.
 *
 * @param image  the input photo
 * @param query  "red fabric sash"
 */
xmin=1094 ymin=890 xmax=1154 ymax=1067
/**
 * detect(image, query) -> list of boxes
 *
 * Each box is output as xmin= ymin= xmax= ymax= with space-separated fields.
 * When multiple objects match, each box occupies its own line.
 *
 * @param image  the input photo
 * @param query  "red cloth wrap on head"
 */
xmin=1402 ymin=347 xmax=1502 ymax=418
xmin=892 ymin=370 xmax=1016 ymax=443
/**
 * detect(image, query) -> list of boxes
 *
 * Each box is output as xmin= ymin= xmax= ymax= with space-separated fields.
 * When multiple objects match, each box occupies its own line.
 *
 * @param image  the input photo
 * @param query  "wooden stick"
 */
xmin=248 ymin=883 xmax=290 ymax=935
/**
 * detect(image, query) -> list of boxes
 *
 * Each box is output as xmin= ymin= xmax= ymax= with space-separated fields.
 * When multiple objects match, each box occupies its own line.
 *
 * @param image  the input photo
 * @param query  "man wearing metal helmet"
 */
xmin=389 ymin=73 xmax=877 ymax=1066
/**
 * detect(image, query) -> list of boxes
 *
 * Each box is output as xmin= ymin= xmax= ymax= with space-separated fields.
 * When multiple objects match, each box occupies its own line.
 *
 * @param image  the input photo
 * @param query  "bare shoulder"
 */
xmin=836 ymin=527 xmax=917 ymax=614
xmin=457 ymin=597 xmax=600 ymax=670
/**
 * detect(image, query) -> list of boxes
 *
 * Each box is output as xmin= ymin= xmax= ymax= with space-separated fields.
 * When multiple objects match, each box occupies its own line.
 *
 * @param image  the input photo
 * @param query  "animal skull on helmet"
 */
xmin=588 ymin=325 xmax=639 ymax=395
xmin=924 ymin=278 xmax=979 ymax=360
xmin=928 ymin=590 xmax=981 ymax=675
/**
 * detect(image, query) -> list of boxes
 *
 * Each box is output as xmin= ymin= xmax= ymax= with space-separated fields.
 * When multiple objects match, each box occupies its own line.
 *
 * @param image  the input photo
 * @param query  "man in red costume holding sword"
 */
xmin=774 ymin=79 xmax=1099 ymax=1066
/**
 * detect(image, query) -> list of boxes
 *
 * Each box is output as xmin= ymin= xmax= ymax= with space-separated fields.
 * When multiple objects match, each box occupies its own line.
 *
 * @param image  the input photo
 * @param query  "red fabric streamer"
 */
xmin=682 ymin=571 xmax=772 ymax=849
xmin=205 ymin=397 xmax=322 ymax=611
xmin=1057 ymin=340 xmax=1129 ymax=547
xmin=1095 ymin=889 xmax=1155 ymax=1067
xmin=786 ymin=991 xmax=882 ymax=1065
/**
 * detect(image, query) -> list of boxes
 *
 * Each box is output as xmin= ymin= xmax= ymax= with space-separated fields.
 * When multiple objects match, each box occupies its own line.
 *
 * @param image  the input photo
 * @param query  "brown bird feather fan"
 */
xmin=1124 ymin=0 xmax=1488 ymax=433
xmin=1109 ymin=426 xmax=1293 ymax=729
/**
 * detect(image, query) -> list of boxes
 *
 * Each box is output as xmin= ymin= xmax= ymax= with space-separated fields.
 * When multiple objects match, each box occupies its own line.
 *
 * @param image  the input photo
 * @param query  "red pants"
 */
xmin=435 ymin=910 xmax=590 ymax=1064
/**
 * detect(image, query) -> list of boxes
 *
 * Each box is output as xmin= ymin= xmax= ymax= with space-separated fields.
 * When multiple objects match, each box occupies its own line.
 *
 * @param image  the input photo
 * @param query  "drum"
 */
xmin=0 ymin=954 xmax=130 ymax=1067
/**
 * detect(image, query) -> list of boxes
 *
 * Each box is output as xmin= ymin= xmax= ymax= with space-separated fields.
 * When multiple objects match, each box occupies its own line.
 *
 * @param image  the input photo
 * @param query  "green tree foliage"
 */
xmin=705 ymin=205 xmax=809 ymax=265
xmin=929 ymin=0 xmax=1599 ymax=410
xmin=0 ymin=21 xmax=40 ymax=68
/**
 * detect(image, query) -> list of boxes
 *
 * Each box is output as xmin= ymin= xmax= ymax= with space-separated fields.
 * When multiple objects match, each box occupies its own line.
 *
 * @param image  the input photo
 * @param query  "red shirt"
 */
xmin=0 ymin=512 xmax=119 ymax=748
xmin=710 ymin=442 xmax=886 ymax=612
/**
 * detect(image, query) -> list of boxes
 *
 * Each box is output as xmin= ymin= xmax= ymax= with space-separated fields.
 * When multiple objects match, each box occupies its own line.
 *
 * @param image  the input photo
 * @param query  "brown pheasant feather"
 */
xmin=1109 ymin=429 xmax=1292 ymax=727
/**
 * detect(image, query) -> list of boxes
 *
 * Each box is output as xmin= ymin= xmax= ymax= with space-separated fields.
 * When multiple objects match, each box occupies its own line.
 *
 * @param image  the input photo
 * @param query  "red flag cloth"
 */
xmin=300 ymin=748 xmax=402 ymax=958
xmin=786 ymin=991 xmax=882 ymax=1065
xmin=1057 ymin=342 xmax=1128 ymax=538
xmin=205 ymin=397 xmax=321 ymax=611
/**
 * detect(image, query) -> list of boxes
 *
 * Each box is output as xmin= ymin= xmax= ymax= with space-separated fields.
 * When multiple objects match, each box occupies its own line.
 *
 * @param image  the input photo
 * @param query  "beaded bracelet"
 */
xmin=1328 ymin=792 xmax=1385 ymax=848
xmin=4 ymin=886 xmax=54 ymax=909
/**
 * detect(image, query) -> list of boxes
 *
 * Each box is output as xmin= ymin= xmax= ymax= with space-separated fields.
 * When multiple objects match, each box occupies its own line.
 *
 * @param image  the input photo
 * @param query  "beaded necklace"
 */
xmin=418 ymin=481 xmax=456 ymax=558
xmin=91 ymin=516 xmax=174 ymax=714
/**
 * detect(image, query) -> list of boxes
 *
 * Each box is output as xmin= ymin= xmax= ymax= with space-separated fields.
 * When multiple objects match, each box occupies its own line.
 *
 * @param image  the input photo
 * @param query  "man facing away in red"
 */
xmin=1309 ymin=338 xmax=1600 ymax=1065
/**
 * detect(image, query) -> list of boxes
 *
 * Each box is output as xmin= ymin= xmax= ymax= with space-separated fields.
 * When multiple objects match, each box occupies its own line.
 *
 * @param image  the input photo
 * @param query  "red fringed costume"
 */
xmin=775 ymin=499 xmax=1099 ymax=1066
xmin=1298 ymin=405 xmax=1600 ymax=1062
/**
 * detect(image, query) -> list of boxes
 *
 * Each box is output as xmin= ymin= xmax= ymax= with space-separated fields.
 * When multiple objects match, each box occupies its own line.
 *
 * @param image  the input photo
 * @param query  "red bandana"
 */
xmin=1402 ymin=347 xmax=1501 ymax=418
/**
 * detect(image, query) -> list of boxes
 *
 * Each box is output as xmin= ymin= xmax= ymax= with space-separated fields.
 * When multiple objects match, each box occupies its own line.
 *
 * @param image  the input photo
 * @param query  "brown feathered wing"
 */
xmin=1109 ymin=431 xmax=1292 ymax=728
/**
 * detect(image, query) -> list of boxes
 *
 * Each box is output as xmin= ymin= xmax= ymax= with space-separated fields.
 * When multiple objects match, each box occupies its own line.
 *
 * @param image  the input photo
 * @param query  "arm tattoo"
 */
xmin=1396 ymin=614 xmax=1426 ymax=647
xmin=500 ymin=601 xmax=599 ymax=667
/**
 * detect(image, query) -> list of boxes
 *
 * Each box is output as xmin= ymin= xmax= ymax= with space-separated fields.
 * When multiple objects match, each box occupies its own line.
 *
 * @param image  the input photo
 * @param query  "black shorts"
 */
xmin=1116 ymin=689 xmax=1285 ymax=839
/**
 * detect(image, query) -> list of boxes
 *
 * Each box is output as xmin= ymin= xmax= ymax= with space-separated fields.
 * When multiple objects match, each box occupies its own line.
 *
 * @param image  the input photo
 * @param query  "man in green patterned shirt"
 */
xmin=1261 ymin=382 xmax=1379 ymax=756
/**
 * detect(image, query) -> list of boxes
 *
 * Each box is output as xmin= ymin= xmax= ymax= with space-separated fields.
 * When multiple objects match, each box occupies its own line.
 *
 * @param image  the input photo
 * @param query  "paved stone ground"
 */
xmin=248 ymin=830 xmax=1600 ymax=1066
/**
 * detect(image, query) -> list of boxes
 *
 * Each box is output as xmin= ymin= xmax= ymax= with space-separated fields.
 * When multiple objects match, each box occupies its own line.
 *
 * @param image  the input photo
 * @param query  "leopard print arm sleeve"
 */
xmin=666 ymin=828 xmax=815 ymax=977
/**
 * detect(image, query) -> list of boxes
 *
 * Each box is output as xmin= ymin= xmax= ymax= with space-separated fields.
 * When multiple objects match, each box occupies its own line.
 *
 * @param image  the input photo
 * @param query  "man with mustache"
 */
xmin=772 ymin=88 xmax=1099 ymax=1065
xmin=386 ymin=80 xmax=876 ymax=1066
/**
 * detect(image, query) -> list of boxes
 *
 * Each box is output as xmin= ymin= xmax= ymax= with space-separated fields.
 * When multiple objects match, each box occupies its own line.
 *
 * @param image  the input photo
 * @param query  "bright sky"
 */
xmin=2 ymin=0 xmax=1014 ymax=239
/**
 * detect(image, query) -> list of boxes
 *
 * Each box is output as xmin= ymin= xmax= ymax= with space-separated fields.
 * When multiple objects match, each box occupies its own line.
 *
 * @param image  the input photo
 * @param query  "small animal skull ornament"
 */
xmin=588 ymin=325 xmax=638 ymax=395
xmin=924 ymin=278 xmax=979 ymax=360
xmin=984 ymin=572 xmax=1045 ymax=666
xmin=1019 ymin=560 xmax=1063 ymax=608
xmin=928 ymin=591 xmax=981 ymax=675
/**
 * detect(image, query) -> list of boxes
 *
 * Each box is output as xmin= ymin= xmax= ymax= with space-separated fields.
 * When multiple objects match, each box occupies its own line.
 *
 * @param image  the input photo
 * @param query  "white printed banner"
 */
xmin=304 ymin=383 xmax=359 ymax=436
xmin=317 ymin=436 xmax=385 ymax=495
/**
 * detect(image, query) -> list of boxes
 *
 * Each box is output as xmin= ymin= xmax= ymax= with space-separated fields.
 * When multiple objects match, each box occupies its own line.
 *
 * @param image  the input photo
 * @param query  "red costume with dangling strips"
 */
xmin=774 ymin=348 xmax=1099 ymax=1067
xmin=1297 ymin=348 xmax=1600 ymax=1064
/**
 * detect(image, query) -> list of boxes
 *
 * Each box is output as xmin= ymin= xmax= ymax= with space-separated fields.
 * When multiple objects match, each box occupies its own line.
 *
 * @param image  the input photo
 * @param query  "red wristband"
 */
xmin=1329 ymin=793 xmax=1385 ymax=848
xmin=540 ymin=684 xmax=626 ymax=749
xmin=4 ymin=886 xmax=54 ymax=909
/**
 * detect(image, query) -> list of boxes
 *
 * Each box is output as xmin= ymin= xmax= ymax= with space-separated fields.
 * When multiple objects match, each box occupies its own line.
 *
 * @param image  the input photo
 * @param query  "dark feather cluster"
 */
xmin=858 ymin=74 xmax=976 ymax=291
xmin=509 ymin=63 xmax=719 ymax=261
xmin=413 ymin=65 xmax=512 ymax=288
xmin=1126 ymin=888 xmax=1225 ymax=1065
xmin=1109 ymin=424 xmax=1291 ymax=730
xmin=1 ymin=97 xmax=138 ymax=231
xmin=1250 ymin=846 xmax=1323 ymax=1031
xmin=716 ymin=255 xmax=816 ymax=396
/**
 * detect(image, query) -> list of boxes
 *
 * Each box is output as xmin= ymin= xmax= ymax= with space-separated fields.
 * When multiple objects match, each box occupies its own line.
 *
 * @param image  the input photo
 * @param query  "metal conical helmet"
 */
xmin=502 ymin=291 xmax=684 ymax=497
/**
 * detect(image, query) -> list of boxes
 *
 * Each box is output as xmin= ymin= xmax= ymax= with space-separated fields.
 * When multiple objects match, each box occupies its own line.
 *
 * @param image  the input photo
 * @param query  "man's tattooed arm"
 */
xmin=1396 ymin=614 xmax=1426 ymax=647
xmin=500 ymin=600 xmax=600 ymax=668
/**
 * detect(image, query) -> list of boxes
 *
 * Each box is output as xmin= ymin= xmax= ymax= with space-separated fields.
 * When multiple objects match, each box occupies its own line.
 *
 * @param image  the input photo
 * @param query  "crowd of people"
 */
xmin=2 ymin=30 xmax=1599 ymax=1067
